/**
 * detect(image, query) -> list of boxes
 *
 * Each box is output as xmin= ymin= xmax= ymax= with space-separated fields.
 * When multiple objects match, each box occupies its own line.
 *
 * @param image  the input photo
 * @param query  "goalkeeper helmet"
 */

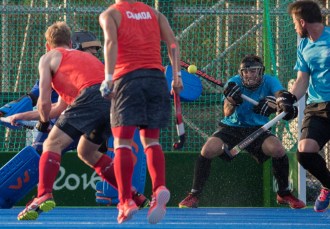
xmin=71 ymin=30 xmax=101 ymax=51
xmin=239 ymin=55 xmax=265 ymax=90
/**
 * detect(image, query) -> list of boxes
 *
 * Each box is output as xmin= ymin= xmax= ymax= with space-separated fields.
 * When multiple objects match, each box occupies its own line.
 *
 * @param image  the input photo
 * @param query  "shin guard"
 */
xmin=191 ymin=155 xmax=212 ymax=196
xmin=272 ymin=155 xmax=290 ymax=195
xmin=297 ymin=152 xmax=330 ymax=189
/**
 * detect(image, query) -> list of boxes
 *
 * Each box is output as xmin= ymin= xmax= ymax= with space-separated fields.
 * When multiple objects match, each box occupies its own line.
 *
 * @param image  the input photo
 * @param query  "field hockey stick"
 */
xmin=180 ymin=60 xmax=258 ymax=105
xmin=0 ymin=117 xmax=37 ymax=130
xmin=222 ymin=111 xmax=287 ymax=158
xmin=171 ymin=44 xmax=185 ymax=150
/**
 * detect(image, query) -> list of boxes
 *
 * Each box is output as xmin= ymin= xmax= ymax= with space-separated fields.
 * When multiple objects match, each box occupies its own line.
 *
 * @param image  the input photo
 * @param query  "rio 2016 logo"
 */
xmin=53 ymin=167 xmax=102 ymax=191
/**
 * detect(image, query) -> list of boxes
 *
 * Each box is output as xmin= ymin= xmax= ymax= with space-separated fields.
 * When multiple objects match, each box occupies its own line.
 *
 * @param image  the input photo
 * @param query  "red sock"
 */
xmin=145 ymin=144 xmax=165 ymax=192
xmin=38 ymin=151 xmax=61 ymax=197
xmin=93 ymin=154 xmax=117 ymax=188
xmin=114 ymin=147 xmax=134 ymax=203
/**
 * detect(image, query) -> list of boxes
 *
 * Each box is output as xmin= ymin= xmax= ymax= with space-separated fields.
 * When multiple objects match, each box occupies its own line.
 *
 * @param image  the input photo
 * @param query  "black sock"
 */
xmin=297 ymin=152 xmax=330 ymax=189
xmin=191 ymin=155 xmax=212 ymax=196
xmin=272 ymin=155 xmax=290 ymax=196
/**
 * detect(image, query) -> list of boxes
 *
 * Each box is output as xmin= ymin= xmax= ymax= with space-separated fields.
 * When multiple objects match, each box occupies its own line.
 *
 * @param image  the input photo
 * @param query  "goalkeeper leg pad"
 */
xmin=95 ymin=181 xmax=119 ymax=205
xmin=0 ymin=146 xmax=40 ymax=208
xmin=131 ymin=129 xmax=147 ymax=194
xmin=96 ymin=129 xmax=147 ymax=205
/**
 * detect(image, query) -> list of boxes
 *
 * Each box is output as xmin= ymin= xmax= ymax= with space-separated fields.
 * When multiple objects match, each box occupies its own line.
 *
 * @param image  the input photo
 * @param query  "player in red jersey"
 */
xmin=99 ymin=0 xmax=183 ymax=224
xmin=16 ymin=21 xmax=141 ymax=220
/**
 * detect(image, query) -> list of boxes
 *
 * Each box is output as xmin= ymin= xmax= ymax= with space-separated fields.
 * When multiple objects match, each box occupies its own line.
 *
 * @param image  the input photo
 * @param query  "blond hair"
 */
xmin=45 ymin=21 xmax=71 ymax=48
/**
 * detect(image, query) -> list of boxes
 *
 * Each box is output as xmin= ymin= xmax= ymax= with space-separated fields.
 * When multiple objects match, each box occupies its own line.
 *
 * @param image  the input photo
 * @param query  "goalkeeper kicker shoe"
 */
xmin=276 ymin=193 xmax=305 ymax=209
xmin=179 ymin=193 xmax=199 ymax=208
xmin=147 ymin=186 xmax=170 ymax=224
xmin=17 ymin=193 xmax=56 ymax=220
xmin=314 ymin=188 xmax=330 ymax=212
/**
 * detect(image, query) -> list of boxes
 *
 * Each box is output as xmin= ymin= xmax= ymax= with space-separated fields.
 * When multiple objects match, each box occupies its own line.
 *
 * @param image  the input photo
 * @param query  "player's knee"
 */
xmin=201 ymin=146 xmax=218 ymax=159
xmin=262 ymin=138 xmax=286 ymax=158
xmin=298 ymin=139 xmax=320 ymax=152
xmin=200 ymin=137 xmax=223 ymax=159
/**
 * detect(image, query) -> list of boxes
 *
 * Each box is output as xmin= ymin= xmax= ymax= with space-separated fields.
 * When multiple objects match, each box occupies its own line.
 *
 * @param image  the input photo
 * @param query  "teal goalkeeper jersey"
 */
xmin=294 ymin=26 xmax=330 ymax=104
xmin=221 ymin=74 xmax=284 ymax=127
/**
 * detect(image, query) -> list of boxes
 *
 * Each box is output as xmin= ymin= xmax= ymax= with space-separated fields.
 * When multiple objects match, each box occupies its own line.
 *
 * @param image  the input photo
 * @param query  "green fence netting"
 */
xmin=0 ymin=0 xmax=301 ymax=153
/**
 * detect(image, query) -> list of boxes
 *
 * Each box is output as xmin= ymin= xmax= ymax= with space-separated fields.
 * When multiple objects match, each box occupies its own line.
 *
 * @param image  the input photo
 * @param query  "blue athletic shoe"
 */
xmin=314 ymin=188 xmax=330 ymax=212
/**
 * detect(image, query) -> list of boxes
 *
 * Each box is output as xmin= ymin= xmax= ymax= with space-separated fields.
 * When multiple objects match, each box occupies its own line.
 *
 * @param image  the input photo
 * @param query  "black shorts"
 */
xmin=111 ymin=69 xmax=171 ymax=129
xmin=55 ymin=84 xmax=111 ymax=145
xmin=300 ymin=102 xmax=330 ymax=149
xmin=212 ymin=123 xmax=275 ymax=163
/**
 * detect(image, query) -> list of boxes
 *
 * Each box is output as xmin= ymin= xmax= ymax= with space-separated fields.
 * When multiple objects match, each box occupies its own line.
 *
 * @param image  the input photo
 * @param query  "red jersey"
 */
xmin=111 ymin=2 xmax=164 ymax=80
xmin=52 ymin=48 xmax=104 ymax=105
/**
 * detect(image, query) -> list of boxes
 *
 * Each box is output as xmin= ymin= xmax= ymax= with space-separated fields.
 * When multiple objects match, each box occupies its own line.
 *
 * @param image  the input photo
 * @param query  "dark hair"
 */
xmin=239 ymin=54 xmax=265 ymax=90
xmin=288 ymin=0 xmax=322 ymax=23
xmin=240 ymin=54 xmax=264 ymax=70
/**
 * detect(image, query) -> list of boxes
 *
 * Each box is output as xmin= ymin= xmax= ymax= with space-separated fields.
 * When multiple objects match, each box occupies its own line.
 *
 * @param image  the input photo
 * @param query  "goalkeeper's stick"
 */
xmin=0 ymin=117 xmax=37 ymax=130
xmin=222 ymin=111 xmax=287 ymax=158
xmin=180 ymin=60 xmax=257 ymax=105
xmin=171 ymin=44 xmax=185 ymax=150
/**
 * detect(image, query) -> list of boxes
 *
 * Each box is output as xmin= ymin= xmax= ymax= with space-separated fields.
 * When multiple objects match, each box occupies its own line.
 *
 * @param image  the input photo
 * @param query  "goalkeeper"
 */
xmin=0 ymin=30 xmax=148 ymax=209
xmin=179 ymin=54 xmax=305 ymax=209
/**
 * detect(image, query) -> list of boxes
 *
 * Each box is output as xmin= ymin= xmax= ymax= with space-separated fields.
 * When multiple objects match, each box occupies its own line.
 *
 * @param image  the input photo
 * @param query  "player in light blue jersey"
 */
xmin=286 ymin=0 xmax=330 ymax=212
xmin=179 ymin=54 xmax=305 ymax=209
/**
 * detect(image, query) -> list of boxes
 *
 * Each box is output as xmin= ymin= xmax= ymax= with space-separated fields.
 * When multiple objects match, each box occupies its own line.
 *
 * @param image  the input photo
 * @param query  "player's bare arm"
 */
xmin=6 ymin=98 xmax=67 ymax=126
xmin=99 ymin=8 xmax=120 ymax=98
xmin=99 ymin=8 xmax=119 ymax=76
xmin=37 ymin=50 xmax=62 ymax=122
xmin=290 ymin=71 xmax=309 ymax=100
xmin=155 ymin=10 xmax=183 ymax=94
xmin=223 ymin=99 xmax=236 ymax=117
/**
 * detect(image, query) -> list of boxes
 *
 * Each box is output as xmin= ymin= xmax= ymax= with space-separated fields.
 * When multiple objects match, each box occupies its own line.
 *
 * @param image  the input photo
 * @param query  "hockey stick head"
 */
xmin=173 ymin=134 xmax=185 ymax=150
xmin=222 ymin=144 xmax=239 ymax=159
xmin=173 ymin=92 xmax=185 ymax=150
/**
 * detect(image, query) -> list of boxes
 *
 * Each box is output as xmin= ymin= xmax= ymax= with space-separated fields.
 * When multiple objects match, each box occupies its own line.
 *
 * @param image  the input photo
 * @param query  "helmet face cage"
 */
xmin=71 ymin=30 xmax=102 ymax=51
xmin=239 ymin=57 xmax=265 ymax=90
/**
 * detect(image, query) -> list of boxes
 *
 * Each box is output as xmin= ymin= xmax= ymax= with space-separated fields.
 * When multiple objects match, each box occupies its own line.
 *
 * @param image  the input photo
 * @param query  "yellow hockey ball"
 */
xmin=187 ymin=65 xmax=197 ymax=74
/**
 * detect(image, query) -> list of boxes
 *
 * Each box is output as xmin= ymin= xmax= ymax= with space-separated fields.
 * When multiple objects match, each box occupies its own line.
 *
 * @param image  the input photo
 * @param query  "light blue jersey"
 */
xmin=294 ymin=26 xmax=330 ymax=104
xmin=221 ymin=74 xmax=284 ymax=127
